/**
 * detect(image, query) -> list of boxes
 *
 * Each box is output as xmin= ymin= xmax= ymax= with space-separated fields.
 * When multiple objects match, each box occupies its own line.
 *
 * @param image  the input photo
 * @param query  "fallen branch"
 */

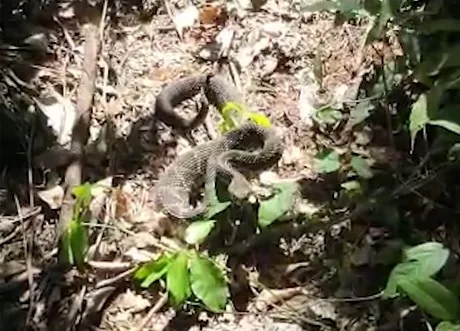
xmin=57 ymin=4 xmax=101 ymax=246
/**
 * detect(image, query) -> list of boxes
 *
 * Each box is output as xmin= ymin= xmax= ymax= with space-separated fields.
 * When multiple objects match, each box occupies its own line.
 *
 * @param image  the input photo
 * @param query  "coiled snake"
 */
xmin=153 ymin=74 xmax=284 ymax=219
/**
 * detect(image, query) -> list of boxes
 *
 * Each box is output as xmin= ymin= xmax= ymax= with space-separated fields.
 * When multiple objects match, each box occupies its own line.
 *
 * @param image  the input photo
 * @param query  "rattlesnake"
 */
xmin=153 ymin=74 xmax=283 ymax=219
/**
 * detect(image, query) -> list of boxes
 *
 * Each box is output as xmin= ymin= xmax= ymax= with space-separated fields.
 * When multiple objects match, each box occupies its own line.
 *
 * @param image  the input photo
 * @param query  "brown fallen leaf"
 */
xmin=199 ymin=3 xmax=228 ymax=26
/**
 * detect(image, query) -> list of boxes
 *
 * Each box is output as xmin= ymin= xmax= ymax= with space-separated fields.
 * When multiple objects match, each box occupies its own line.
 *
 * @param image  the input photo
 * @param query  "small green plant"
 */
xmin=134 ymin=250 xmax=230 ymax=312
xmin=59 ymin=182 xmax=93 ymax=268
xmin=384 ymin=242 xmax=460 ymax=330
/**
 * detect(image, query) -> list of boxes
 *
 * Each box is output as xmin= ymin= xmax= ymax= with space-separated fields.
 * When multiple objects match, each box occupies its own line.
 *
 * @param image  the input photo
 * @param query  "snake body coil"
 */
xmin=153 ymin=74 xmax=283 ymax=219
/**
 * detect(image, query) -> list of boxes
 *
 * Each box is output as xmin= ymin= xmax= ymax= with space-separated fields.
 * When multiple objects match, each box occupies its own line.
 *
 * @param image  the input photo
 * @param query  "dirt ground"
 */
xmin=0 ymin=0 xmax=404 ymax=330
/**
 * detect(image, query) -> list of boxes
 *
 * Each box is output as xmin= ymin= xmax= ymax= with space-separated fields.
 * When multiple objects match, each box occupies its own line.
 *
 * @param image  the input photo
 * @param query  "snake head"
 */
xmin=228 ymin=175 xmax=252 ymax=200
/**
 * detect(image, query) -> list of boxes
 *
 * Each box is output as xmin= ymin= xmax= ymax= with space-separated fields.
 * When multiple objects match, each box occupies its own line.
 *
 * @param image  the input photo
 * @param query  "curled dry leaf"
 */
xmin=195 ymin=26 xmax=235 ymax=61
xmin=57 ymin=1 xmax=75 ymax=18
xmin=307 ymin=299 xmax=338 ymax=321
xmin=215 ymin=26 xmax=235 ymax=58
xmin=298 ymin=83 xmax=320 ymax=127
xmin=91 ymin=177 xmax=113 ymax=197
xmin=282 ymin=145 xmax=303 ymax=166
xmin=259 ymin=171 xmax=281 ymax=186
xmin=173 ymin=5 xmax=200 ymax=39
xmin=23 ymin=32 xmax=49 ymax=54
xmin=37 ymin=185 xmax=65 ymax=210
xmin=260 ymin=55 xmax=278 ymax=76
xmin=252 ymin=287 xmax=302 ymax=312
xmin=88 ymin=176 xmax=113 ymax=219
xmin=236 ymin=32 xmax=271 ymax=68
xmin=123 ymin=247 xmax=156 ymax=263
xmin=117 ymin=289 xmax=151 ymax=313
xmin=35 ymin=91 xmax=76 ymax=146
xmin=331 ymin=84 xmax=349 ymax=108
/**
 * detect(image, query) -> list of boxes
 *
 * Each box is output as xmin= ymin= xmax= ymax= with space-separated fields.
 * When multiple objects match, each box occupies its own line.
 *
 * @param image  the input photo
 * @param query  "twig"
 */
xmin=162 ymin=0 xmax=181 ymax=40
xmin=0 ymin=207 xmax=39 ymax=245
xmin=99 ymin=0 xmax=109 ymax=39
xmin=95 ymin=267 xmax=136 ymax=289
xmin=0 ymin=268 xmax=41 ymax=293
xmin=323 ymin=291 xmax=383 ymax=303
xmin=88 ymin=260 xmax=132 ymax=271
xmin=0 ymin=225 xmax=23 ymax=246
xmin=53 ymin=16 xmax=76 ymax=51
xmin=373 ymin=44 xmax=396 ymax=152
xmin=132 ymin=293 xmax=168 ymax=331
xmin=14 ymin=195 xmax=35 ymax=326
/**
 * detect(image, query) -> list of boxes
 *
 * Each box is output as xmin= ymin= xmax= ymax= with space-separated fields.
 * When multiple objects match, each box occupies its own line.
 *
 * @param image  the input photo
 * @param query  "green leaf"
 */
xmin=383 ymin=242 xmax=450 ymax=298
xmin=72 ymin=182 xmax=93 ymax=206
xmin=189 ymin=255 xmax=229 ymax=312
xmin=384 ymin=261 xmax=420 ymax=298
xmin=314 ymin=107 xmax=343 ymax=125
xmin=166 ymin=252 xmax=191 ymax=306
xmin=350 ymin=156 xmax=373 ymax=179
xmin=59 ymin=219 xmax=88 ymax=267
xmin=184 ymin=220 xmax=217 ymax=245
xmin=69 ymin=219 xmax=88 ymax=268
xmin=404 ymin=242 xmax=450 ymax=276
xmin=134 ymin=254 xmax=171 ymax=288
xmin=59 ymin=225 xmax=74 ymax=265
xmin=409 ymin=88 xmax=443 ymax=151
xmin=258 ymin=182 xmax=299 ymax=228
xmin=205 ymin=201 xmax=231 ymax=219
xmin=344 ymin=100 xmax=374 ymax=131
xmin=314 ymin=149 xmax=341 ymax=174
xmin=398 ymin=276 xmax=460 ymax=321
xmin=430 ymin=119 xmax=460 ymax=135
xmin=436 ymin=321 xmax=460 ymax=331
xmin=429 ymin=106 xmax=460 ymax=136
xmin=409 ymin=93 xmax=429 ymax=147
xmin=341 ymin=180 xmax=362 ymax=198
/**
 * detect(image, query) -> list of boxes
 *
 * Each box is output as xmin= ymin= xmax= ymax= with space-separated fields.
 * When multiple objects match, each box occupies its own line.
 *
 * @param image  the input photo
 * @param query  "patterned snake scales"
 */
xmin=153 ymin=74 xmax=284 ymax=219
